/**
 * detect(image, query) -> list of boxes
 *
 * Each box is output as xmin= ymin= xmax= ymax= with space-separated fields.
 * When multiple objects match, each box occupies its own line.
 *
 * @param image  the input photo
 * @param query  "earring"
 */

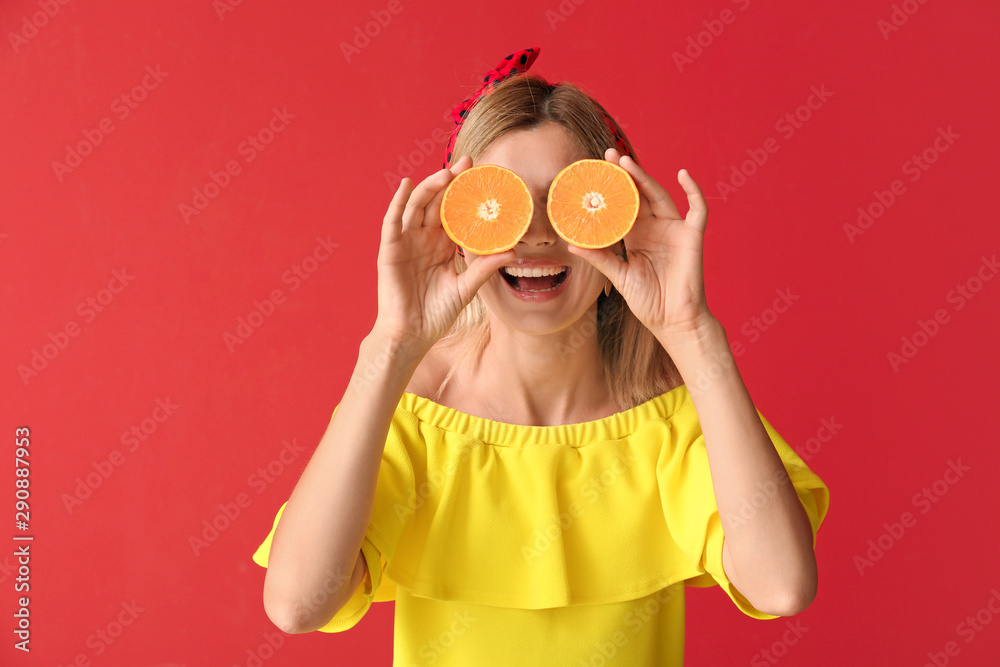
xmin=604 ymin=278 xmax=612 ymax=297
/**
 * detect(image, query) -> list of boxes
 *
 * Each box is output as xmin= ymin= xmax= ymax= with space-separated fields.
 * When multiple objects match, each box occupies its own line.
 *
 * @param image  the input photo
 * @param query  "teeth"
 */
xmin=502 ymin=266 xmax=567 ymax=277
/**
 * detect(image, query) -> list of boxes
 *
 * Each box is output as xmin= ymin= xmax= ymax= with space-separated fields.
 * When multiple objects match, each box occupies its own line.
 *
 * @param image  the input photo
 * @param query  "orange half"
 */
xmin=439 ymin=164 xmax=534 ymax=255
xmin=546 ymin=159 xmax=640 ymax=249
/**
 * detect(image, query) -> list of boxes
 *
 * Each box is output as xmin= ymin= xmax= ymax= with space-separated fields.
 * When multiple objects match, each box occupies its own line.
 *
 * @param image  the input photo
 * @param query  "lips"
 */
xmin=499 ymin=266 xmax=569 ymax=292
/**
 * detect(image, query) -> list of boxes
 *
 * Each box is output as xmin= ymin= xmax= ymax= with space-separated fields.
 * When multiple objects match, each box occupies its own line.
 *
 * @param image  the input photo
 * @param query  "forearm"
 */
xmin=262 ymin=328 xmax=424 ymax=632
xmin=659 ymin=317 xmax=816 ymax=616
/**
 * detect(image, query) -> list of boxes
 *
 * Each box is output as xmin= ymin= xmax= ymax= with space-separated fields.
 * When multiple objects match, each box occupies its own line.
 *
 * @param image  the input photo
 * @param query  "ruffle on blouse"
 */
xmin=252 ymin=384 xmax=830 ymax=632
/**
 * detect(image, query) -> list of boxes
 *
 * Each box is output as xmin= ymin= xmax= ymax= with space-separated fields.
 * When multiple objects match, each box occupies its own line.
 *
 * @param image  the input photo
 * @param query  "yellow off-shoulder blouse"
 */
xmin=252 ymin=383 xmax=830 ymax=665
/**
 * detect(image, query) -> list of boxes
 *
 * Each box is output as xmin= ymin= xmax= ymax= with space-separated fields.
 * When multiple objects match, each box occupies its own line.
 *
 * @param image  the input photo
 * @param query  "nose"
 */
xmin=518 ymin=193 xmax=559 ymax=248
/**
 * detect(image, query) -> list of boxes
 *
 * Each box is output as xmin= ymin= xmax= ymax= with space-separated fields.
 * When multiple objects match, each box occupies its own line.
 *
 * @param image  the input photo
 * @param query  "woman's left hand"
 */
xmin=566 ymin=148 xmax=718 ymax=349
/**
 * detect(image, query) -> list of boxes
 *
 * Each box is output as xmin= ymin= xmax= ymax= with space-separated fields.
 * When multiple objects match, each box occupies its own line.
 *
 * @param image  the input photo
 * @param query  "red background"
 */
xmin=2 ymin=0 xmax=999 ymax=665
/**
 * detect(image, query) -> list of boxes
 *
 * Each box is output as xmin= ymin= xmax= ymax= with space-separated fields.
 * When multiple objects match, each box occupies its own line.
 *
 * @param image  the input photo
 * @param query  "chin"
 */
xmin=481 ymin=280 xmax=602 ymax=335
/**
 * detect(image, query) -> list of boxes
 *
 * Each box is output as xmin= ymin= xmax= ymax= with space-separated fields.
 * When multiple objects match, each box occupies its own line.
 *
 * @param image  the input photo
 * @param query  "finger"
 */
xmin=383 ymin=177 xmax=412 ymax=243
xmin=678 ymin=169 xmax=708 ymax=234
xmin=411 ymin=156 xmax=475 ymax=231
xmin=604 ymin=147 xmax=622 ymax=164
xmin=401 ymin=168 xmax=453 ymax=233
xmin=425 ymin=156 xmax=473 ymax=229
xmin=422 ymin=178 xmax=449 ymax=230
xmin=448 ymin=154 xmax=473 ymax=174
xmin=566 ymin=244 xmax=626 ymax=288
xmin=457 ymin=248 xmax=517 ymax=296
xmin=619 ymin=155 xmax=681 ymax=220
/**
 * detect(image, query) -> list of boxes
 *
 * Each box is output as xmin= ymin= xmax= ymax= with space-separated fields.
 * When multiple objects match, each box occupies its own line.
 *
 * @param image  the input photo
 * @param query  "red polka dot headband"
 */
xmin=443 ymin=46 xmax=632 ymax=258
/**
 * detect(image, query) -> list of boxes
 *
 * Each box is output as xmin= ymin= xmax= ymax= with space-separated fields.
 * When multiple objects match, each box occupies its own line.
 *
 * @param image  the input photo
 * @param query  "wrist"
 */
xmin=362 ymin=326 xmax=428 ymax=373
xmin=656 ymin=314 xmax=727 ymax=359
xmin=657 ymin=317 xmax=737 ymax=396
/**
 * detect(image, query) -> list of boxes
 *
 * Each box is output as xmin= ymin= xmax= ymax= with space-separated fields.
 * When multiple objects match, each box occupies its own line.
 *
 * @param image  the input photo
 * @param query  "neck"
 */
xmin=473 ymin=306 xmax=613 ymax=426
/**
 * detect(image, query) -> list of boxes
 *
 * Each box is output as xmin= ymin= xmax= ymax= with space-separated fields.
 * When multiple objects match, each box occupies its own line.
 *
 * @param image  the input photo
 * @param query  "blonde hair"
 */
xmin=432 ymin=72 xmax=682 ymax=411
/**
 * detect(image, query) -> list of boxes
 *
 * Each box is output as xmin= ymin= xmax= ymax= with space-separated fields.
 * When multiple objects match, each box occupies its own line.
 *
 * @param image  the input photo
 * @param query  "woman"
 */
xmin=252 ymin=48 xmax=830 ymax=666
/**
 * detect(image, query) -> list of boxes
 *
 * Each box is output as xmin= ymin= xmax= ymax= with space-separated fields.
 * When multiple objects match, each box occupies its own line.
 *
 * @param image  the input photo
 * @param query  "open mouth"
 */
xmin=499 ymin=266 xmax=570 ymax=293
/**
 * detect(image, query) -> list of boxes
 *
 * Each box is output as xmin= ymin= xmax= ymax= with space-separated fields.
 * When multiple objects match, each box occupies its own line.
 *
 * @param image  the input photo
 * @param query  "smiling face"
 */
xmin=463 ymin=121 xmax=611 ymax=334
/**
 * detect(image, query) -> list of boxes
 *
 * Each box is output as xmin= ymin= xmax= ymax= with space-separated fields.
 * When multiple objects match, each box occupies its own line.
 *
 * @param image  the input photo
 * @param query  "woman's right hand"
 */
xmin=372 ymin=155 xmax=517 ymax=354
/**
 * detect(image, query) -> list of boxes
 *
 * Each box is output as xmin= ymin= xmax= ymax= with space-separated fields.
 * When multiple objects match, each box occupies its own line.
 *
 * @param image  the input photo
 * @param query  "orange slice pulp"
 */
xmin=439 ymin=164 xmax=534 ymax=255
xmin=546 ymin=159 xmax=639 ymax=249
